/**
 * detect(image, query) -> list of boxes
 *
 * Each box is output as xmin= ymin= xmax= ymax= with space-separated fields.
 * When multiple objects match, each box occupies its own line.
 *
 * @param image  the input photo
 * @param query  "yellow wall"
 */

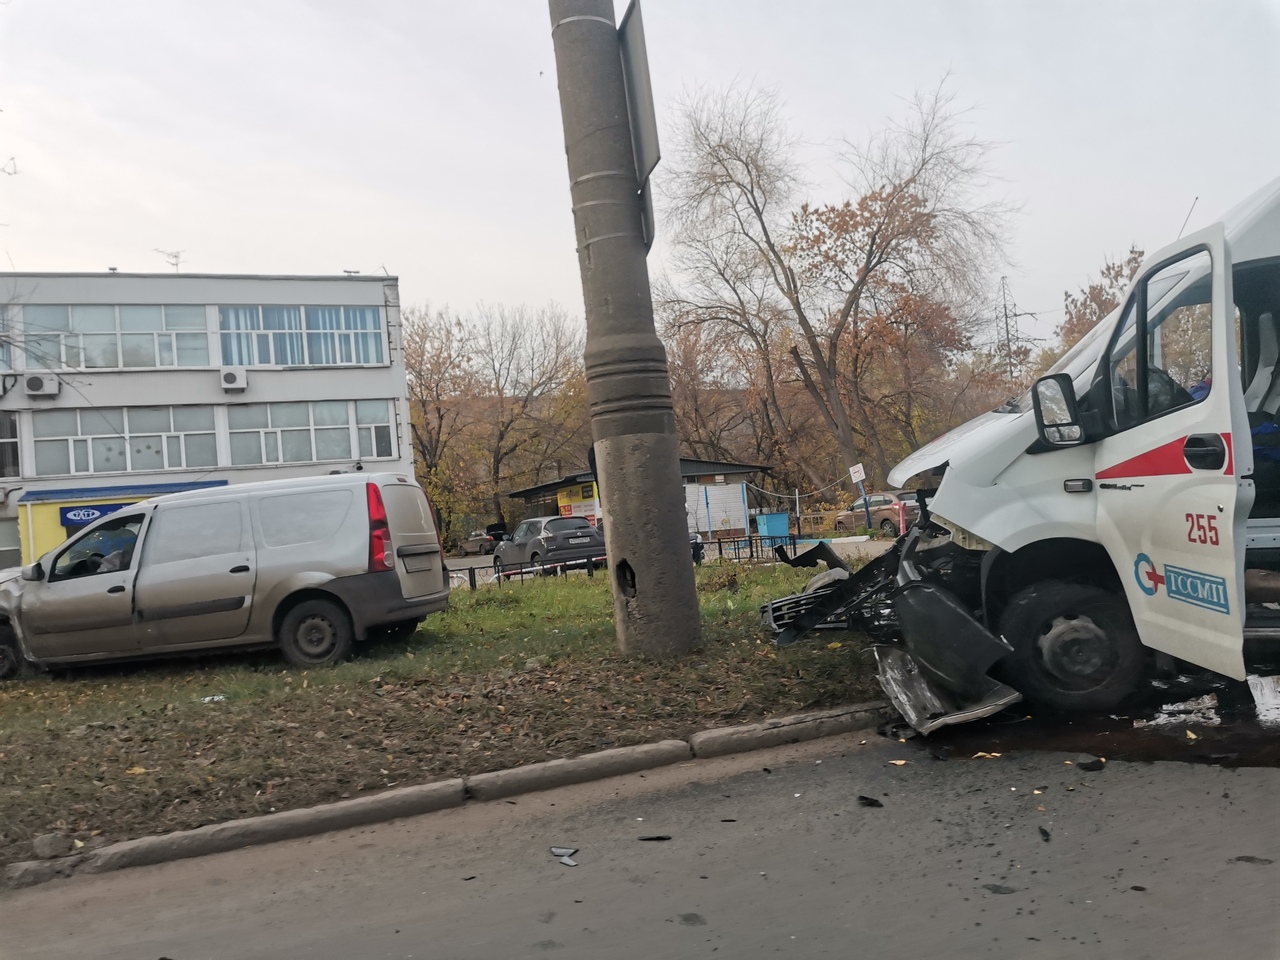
xmin=19 ymin=496 xmax=144 ymax=564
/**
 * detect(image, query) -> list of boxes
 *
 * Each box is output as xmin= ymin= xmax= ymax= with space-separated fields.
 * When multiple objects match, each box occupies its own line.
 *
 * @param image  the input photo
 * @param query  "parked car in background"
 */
xmin=835 ymin=490 xmax=920 ymax=537
xmin=493 ymin=516 xmax=605 ymax=573
xmin=0 ymin=473 xmax=449 ymax=679
xmin=458 ymin=530 xmax=498 ymax=556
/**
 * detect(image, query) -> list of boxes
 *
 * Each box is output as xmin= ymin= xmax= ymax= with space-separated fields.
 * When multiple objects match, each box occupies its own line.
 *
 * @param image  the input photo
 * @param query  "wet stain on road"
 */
xmin=918 ymin=669 xmax=1280 ymax=767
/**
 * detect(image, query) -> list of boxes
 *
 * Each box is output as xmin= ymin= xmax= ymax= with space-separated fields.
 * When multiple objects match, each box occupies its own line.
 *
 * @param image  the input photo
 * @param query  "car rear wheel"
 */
xmin=995 ymin=581 xmax=1144 ymax=712
xmin=279 ymin=598 xmax=354 ymax=667
xmin=879 ymin=519 xmax=899 ymax=537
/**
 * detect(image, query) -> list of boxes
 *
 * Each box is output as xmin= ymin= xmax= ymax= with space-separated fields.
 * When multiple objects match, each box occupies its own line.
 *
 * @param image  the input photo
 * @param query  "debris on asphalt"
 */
xmin=1038 ymin=826 xmax=1051 ymax=843
xmin=857 ymin=796 xmax=883 ymax=808
xmin=876 ymin=719 xmax=918 ymax=741
xmin=720 ymin=819 xmax=737 ymax=823
xmin=1186 ymin=730 xmax=1199 ymax=740
xmin=1246 ymin=675 xmax=1280 ymax=727
xmin=887 ymin=760 xmax=910 ymax=766
xmin=198 ymin=695 xmax=227 ymax=703
xmin=638 ymin=835 xmax=672 ymax=841
xmin=1230 ymin=855 xmax=1274 ymax=865
xmin=462 ymin=876 xmax=476 ymax=881
xmin=972 ymin=752 xmax=1002 ymax=759
xmin=557 ymin=856 xmax=577 ymax=867
xmin=982 ymin=884 xmax=1016 ymax=894
xmin=1130 ymin=885 xmax=1147 ymax=891
xmin=1133 ymin=692 xmax=1221 ymax=728
xmin=762 ymin=767 xmax=772 ymax=774
xmin=549 ymin=846 xmax=578 ymax=858
xmin=1076 ymin=757 xmax=1106 ymax=772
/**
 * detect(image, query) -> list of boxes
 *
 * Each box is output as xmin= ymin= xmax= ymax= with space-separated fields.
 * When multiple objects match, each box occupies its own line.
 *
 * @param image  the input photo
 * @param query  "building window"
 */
xmin=21 ymin=305 xmax=210 ymax=369
xmin=305 ymin=306 xmax=383 ymax=364
xmin=0 ymin=412 xmax=18 ymax=478
xmin=0 ymin=307 xmax=13 ymax=371
xmin=31 ymin=405 xmax=217 ymax=477
xmin=228 ymin=398 xmax=395 ymax=465
xmin=219 ymin=305 xmax=383 ymax=367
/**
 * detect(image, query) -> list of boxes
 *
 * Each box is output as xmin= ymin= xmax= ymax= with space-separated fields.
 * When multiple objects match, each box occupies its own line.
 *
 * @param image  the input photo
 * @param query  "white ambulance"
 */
xmin=766 ymin=178 xmax=1280 ymax=733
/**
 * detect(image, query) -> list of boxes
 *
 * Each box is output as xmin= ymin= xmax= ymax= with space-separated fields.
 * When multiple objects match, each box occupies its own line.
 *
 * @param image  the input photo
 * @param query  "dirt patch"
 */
xmin=0 ymin=565 xmax=876 ymax=865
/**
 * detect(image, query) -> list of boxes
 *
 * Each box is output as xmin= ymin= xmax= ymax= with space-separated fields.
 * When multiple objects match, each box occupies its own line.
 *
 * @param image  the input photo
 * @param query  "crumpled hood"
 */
xmin=888 ymin=411 xmax=1022 ymax=488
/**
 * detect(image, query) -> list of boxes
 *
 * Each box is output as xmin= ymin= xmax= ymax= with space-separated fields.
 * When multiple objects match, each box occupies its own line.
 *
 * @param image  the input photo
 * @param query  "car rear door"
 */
xmin=133 ymin=497 xmax=255 ymax=648
xmin=378 ymin=478 xmax=446 ymax=600
xmin=1093 ymin=223 xmax=1250 ymax=680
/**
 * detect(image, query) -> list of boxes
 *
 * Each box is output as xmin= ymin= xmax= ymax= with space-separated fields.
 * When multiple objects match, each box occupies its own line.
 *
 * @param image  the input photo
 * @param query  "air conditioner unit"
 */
xmin=220 ymin=366 xmax=248 ymax=391
xmin=23 ymin=374 xmax=61 ymax=397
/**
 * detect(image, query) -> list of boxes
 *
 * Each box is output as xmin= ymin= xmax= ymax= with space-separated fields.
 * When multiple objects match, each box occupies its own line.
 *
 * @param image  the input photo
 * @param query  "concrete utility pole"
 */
xmin=548 ymin=0 xmax=700 ymax=658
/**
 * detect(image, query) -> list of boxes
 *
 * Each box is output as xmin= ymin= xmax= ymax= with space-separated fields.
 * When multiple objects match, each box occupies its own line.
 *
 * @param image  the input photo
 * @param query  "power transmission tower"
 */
xmin=999 ymin=276 xmax=1040 ymax=381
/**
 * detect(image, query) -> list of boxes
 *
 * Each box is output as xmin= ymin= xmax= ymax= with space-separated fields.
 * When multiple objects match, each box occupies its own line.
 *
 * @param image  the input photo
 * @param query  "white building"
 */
xmin=0 ymin=272 xmax=413 ymax=565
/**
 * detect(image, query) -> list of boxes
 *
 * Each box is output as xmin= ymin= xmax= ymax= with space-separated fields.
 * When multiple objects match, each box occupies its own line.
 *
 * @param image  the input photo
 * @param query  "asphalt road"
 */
xmin=3 ymin=735 xmax=1276 ymax=960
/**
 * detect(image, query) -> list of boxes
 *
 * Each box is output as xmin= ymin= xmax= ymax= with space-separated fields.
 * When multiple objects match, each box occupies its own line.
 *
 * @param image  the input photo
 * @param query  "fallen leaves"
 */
xmin=0 ymin=566 xmax=879 ymax=869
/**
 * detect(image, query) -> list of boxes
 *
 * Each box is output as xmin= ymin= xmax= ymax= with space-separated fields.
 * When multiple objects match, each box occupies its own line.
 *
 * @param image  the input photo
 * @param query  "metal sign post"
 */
xmin=849 ymin=463 xmax=872 ymax=531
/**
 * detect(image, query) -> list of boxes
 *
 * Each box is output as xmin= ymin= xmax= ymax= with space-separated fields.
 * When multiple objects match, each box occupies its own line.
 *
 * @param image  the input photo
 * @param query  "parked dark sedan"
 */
xmin=458 ymin=530 xmax=498 ymax=556
xmin=493 ymin=516 xmax=605 ymax=572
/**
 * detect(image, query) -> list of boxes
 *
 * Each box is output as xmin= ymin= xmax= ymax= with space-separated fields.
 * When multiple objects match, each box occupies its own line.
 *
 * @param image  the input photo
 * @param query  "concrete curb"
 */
xmin=466 ymin=740 xmax=692 ymax=801
xmin=4 ymin=701 xmax=887 ymax=890
xmin=689 ymin=702 xmax=886 ymax=758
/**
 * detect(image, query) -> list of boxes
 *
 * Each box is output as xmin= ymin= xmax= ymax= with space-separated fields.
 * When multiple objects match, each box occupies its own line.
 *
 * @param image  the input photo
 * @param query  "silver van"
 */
xmin=0 ymin=472 xmax=449 ymax=677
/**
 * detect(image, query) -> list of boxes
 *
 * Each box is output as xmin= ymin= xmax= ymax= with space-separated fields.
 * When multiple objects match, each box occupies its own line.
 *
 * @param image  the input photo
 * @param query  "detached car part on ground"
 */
xmin=764 ymin=177 xmax=1280 ymax=734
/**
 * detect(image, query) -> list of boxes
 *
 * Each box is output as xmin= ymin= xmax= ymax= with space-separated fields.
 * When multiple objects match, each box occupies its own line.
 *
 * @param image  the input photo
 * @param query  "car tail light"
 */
xmin=367 ymin=482 xmax=395 ymax=572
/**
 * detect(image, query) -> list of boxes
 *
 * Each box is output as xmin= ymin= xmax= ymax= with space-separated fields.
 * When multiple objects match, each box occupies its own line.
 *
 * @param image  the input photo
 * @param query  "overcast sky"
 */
xmin=2 ymin=1 xmax=1278 ymax=346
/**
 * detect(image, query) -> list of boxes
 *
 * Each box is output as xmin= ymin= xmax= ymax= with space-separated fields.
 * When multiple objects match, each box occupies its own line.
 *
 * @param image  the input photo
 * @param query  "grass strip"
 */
xmin=0 ymin=563 xmax=877 ymax=865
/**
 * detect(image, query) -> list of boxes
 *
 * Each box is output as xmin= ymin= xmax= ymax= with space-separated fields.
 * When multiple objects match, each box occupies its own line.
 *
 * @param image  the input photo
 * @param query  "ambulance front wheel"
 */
xmin=996 ymin=581 xmax=1145 ymax=712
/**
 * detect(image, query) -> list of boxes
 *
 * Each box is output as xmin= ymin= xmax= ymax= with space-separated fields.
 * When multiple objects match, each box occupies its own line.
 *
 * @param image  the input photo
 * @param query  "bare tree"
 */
xmin=663 ymin=81 xmax=1009 ymax=484
xmin=470 ymin=304 xmax=584 ymax=523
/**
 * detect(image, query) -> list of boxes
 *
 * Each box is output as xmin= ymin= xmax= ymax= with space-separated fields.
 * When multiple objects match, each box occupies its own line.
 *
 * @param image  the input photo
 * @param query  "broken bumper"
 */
xmin=764 ymin=530 xmax=1022 ymax=735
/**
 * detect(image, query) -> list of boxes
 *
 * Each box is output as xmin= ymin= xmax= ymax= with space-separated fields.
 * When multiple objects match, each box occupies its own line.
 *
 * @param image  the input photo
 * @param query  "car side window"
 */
xmin=50 ymin=514 xmax=144 ymax=581
xmin=513 ymin=522 xmax=535 ymax=543
xmin=146 ymin=502 xmax=243 ymax=565
xmin=1108 ymin=249 xmax=1213 ymax=430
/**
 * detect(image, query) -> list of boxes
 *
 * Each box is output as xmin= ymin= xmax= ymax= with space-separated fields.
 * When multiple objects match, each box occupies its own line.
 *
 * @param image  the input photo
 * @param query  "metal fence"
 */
xmin=448 ymin=554 xmax=607 ymax=591
xmin=446 ymin=535 xmax=805 ymax=592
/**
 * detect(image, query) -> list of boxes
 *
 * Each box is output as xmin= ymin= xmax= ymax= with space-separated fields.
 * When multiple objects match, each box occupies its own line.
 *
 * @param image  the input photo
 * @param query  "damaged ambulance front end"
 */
xmin=764 ymin=178 xmax=1280 ymax=733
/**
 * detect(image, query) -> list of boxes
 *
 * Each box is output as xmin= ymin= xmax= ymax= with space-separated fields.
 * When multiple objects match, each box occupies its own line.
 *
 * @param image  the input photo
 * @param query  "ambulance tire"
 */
xmin=996 ymin=582 xmax=1145 ymax=713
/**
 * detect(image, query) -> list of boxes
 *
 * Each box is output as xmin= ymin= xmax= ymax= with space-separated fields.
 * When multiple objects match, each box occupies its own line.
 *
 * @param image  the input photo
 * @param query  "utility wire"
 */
xmin=745 ymin=474 xmax=850 ymax=500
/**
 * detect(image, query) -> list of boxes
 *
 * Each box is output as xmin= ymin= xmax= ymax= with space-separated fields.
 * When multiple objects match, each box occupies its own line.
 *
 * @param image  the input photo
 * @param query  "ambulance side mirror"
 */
xmin=1032 ymin=373 xmax=1084 ymax=446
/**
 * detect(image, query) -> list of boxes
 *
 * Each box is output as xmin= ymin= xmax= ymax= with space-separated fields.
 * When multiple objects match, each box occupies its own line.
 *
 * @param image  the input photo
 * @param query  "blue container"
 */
xmin=756 ymin=512 xmax=790 ymax=539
